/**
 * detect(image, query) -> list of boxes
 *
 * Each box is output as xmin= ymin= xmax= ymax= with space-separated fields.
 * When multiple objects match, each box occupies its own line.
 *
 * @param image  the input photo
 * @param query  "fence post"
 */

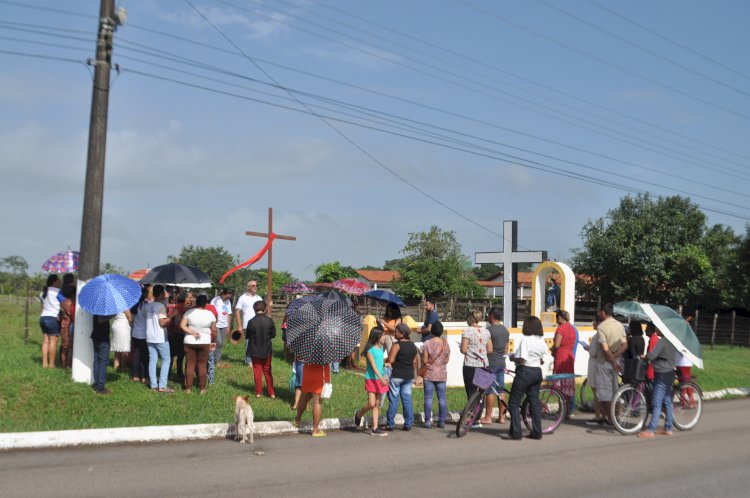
xmin=23 ymin=279 xmax=30 ymax=345
xmin=694 ymin=310 xmax=699 ymax=335
xmin=730 ymin=311 xmax=736 ymax=346
xmin=710 ymin=313 xmax=718 ymax=349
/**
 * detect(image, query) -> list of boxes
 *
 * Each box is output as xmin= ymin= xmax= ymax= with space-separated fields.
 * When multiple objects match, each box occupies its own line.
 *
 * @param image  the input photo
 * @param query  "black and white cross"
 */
xmin=475 ymin=220 xmax=547 ymax=328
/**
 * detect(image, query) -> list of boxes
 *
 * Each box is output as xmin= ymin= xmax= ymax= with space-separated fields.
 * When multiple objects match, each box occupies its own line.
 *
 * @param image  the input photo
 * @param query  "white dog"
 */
xmin=233 ymin=395 xmax=254 ymax=444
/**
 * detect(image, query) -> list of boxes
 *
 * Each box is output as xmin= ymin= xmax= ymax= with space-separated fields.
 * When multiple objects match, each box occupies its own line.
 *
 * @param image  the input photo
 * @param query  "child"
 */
xmin=354 ymin=327 xmax=389 ymax=437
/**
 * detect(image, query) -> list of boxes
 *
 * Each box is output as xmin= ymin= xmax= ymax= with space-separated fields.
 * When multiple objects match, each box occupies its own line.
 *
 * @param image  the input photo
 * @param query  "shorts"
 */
xmin=365 ymin=378 xmax=389 ymax=394
xmin=594 ymin=363 xmax=618 ymax=402
xmin=293 ymin=360 xmax=304 ymax=388
xmin=40 ymin=316 xmax=60 ymax=336
xmin=485 ymin=368 xmax=505 ymax=394
xmin=301 ymin=364 xmax=330 ymax=394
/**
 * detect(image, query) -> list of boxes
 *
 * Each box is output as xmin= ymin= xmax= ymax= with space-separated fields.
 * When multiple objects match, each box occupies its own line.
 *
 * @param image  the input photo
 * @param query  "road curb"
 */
xmin=1 ymin=387 xmax=747 ymax=450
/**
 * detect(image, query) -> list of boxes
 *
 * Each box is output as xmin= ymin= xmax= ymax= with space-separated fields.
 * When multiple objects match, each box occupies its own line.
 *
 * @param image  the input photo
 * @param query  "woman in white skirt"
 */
xmin=111 ymin=310 xmax=132 ymax=371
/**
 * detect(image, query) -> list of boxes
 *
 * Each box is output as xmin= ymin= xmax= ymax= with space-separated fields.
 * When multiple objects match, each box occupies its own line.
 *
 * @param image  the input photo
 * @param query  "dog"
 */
xmin=233 ymin=395 xmax=254 ymax=444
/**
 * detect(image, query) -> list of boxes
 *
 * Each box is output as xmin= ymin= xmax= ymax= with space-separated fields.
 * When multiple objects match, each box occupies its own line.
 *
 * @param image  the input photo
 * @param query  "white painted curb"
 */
xmin=1 ymin=388 xmax=746 ymax=450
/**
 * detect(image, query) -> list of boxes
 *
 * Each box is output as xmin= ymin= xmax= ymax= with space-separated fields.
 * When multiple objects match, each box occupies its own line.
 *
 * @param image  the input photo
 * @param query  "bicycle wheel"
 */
xmin=672 ymin=381 xmax=703 ymax=431
xmin=579 ymin=378 xmax=596 ymax=413
xmin=610 ymin=384 xmax=648 ymax=435
xmin=521 ymin=387 xmax=566 ymax=434
xmin=456 ymin=390 xmax=484 ymax=438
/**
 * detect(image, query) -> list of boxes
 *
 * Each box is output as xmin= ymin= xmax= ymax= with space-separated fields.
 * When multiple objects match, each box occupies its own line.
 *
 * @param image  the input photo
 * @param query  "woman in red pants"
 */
xmin=246 ymin=300 xmax=276 ymax=398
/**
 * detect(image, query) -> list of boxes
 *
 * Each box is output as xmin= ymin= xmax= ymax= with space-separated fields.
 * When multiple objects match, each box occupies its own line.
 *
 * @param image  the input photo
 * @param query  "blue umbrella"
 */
xmin=364 ymin=289 xmax=406 ymax=307
xmin=78 ymin=274 xmax=142 ymax=316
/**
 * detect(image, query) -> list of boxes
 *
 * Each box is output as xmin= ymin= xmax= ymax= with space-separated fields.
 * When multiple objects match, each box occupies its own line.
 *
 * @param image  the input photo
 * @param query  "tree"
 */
xmin=391 ymin=226 xmax=483 ymax=299
xmin=472 ymin=263 xmax=502 ymax=280
xmin=571 ymin=193 xmax=733 ymax=308
xmin=0 ymin=255 xmax=29 ymax=294
xmin=169 ymin=245 xmax=251 ymax=294
xmin=100 ymin=262 xmax=125 ymax=275
xmin=314 ymin=261 xmax=359 ymax=282
xmin=730 ymin=225 xmax=750 ymax=308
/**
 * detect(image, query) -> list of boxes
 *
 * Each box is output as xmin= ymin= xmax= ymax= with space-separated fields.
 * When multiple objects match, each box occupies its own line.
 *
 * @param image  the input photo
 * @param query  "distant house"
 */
xmin=355 ymin=269 xmax=400 ymax=290
xmin=478 ymin=272 xmax=534 ymax=299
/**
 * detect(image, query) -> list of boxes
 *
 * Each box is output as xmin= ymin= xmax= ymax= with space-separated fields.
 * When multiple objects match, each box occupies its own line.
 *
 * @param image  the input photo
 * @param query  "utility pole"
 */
xmin=78 ymin=0 xmax=116 ymax=281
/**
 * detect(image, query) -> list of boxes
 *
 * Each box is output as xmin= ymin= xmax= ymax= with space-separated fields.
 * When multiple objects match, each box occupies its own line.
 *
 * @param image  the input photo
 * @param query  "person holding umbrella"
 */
xmin=91 ymin=314 xmax=114 ymax=395
xmin=293 ymin=362 xmax=330 ymax=437
xmin=638 ymin=327 xmax=678 ymax=438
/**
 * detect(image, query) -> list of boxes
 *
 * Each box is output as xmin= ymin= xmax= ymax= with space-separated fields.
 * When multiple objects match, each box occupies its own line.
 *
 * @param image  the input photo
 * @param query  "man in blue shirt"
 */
xmin=420 ymin=297 xmax=439 ymax=342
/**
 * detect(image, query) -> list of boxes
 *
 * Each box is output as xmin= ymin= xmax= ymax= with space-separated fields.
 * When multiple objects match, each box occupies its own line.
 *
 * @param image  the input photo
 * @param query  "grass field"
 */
xmin=1 ymin=300 xmax=748 ymax=433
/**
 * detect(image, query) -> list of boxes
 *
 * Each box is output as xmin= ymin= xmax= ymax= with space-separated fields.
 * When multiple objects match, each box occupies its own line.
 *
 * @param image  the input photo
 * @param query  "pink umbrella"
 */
xmin=332 ymin=278 xmax=370 ymax=296
xmin=127 ymin=268 xmax=150 ymax=281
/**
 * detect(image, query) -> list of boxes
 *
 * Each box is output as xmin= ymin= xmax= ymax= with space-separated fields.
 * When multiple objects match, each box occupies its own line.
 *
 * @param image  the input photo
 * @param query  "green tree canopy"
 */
xmin=571 ymin=193 xmax=738 ymax=308
xmin=314 ymin=261 xmax=359 ymax=282
xmin=168 ymin=245 xmax=295 ymax=295
xmin=391 ymin=226 xmax=483 ymax=299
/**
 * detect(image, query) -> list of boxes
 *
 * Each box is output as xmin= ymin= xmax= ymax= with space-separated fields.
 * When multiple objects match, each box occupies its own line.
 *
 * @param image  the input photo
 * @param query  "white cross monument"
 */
xmin=475 ymin=220 xmax=547 ymax=328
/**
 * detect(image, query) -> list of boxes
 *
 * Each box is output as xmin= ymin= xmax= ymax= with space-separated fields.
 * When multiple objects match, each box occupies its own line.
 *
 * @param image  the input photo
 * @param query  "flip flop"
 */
xmin=312 ymin=431 xmax=327 ymax=437
xmin=637 ymin=431 xmax=656 ymax=439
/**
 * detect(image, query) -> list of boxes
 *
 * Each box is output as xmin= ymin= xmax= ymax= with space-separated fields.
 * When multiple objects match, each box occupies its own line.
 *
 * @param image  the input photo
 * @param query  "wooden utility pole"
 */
xmin=245 ymin=208 xmax=296 ymax=315
xmin=79 ymin=0 xmax=117 ymax=281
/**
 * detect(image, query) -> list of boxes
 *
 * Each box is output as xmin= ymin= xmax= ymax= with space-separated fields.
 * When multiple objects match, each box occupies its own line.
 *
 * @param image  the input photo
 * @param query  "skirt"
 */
xmin=111 ymin=321 xmax=131 ymax=352
xmin=365 ymin=379 xmax=389 ymax=394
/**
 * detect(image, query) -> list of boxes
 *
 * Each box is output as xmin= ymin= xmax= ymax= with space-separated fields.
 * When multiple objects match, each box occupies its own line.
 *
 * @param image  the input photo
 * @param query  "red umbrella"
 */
xmin=127 ymin=268 xmax=150 ymax=281
xmin=332 ymin=278 xmax=370 ymax=296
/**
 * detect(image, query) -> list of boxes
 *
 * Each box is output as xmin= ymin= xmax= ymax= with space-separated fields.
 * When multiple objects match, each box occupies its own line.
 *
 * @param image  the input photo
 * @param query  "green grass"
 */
xmin=1 ymin=299 xmax=747 ymax=433
xmin=0 ymin=300 xmax=469 ymax=432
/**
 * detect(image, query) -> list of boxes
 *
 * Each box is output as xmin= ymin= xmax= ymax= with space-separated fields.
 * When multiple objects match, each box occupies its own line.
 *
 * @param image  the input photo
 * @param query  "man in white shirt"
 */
xmin=210 ymin=288 xmax=233 ymax=366
xmin=145 ymin=285 xmax=176 ymax=392
xmin=235 ymin=280 xmax=263 ymax=366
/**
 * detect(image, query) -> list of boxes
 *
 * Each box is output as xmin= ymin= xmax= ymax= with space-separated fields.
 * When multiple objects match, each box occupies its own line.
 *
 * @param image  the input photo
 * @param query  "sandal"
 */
xmin=637 ymin=430 xmax=656 ymax=439
xmin=312 ymin=431 xmax=327 ymax=437
xmin=292 ymin=419 xmax=300 ymax=428
xmin=158 ymin=388 xmax=175 ymax=393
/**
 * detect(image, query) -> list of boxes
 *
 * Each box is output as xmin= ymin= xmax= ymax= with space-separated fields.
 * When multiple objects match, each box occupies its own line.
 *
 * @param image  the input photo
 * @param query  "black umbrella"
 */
xmin=319 ymin=289 xmax=351 ymax=305
xmin=140 ymin=263 xmax=212 ymax=288
xmin=286 ymin=295 xmax=361 ymax=364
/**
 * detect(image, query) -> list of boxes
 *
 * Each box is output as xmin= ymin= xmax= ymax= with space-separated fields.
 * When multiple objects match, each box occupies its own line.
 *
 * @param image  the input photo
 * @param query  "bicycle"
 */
xmin=456 ymin=368 xmax=567 ymax=437
xmin=610 ymin=367 xmax=703 ymax=435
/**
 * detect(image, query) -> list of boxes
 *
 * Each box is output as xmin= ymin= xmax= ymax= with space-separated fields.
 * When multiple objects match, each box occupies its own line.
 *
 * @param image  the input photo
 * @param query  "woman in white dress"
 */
xmin=111 ymin=309 xmax=132 ymax=371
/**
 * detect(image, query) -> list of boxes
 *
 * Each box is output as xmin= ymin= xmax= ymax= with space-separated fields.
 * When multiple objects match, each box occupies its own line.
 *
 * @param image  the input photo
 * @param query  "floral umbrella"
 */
xmin=127 ymin=268 xmax=150 ymax=281
xmin=280 ymin=281 xmax=314 ymax=294
xmin=332 ymin=278 xmax=370 ymax=296
xmin=42 ymin=250 xmax=79 ymax=273
xmin=286 ymin=295 xmax=362 ymax=364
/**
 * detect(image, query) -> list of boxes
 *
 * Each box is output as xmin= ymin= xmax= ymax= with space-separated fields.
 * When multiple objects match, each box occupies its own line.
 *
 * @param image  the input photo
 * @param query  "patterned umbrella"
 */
xmin=42 ymin=250 xmax=79 ymax=273
xmin=332 ymin=278 xmax=370 ymax=296
xmin=280 ymin=281 xmax=314 ymax=294
xmin=285 ymin=294 xmax=318 ymax=315
xmin=77 ymin=274 xmax=141 ymax=316
xmin=286 ymin=295 xmax=362 ymax=364
xmin=139 ymin=263 xmax=212 ymax=288
xmin=127 ymin=268 xmax=150 ymax=281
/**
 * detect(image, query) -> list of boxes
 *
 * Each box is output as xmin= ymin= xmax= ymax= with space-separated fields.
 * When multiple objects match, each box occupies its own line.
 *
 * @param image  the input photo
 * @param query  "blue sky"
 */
xmin=1 ymin=0 xmax=749 ymax=281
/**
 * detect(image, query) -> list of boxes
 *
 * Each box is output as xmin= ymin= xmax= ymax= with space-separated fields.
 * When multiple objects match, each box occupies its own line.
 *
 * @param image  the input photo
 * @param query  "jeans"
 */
xmin=215 ymin=327 xmax=227 ymax=362
xmin=647 ymin=370 xmax=675 ymax=432
xmin=93 ymin=340 xmax=110 ymax=391
xmin=148 ymin=341 xmax=171 ymax=389
xmin=386 ymin=378 xmax=414 ymax=428
xmin=508 ymin=365 xmax=543 ymax=438
xmin=131 ymin=338 xmax=149 ymax=380
xmin=423 ymin=380 xmax=447 ymax=426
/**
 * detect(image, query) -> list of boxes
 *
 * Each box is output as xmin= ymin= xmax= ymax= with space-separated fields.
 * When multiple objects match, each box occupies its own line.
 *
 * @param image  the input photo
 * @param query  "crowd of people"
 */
xmin=37 ymin=275 xmax=687 ymax=440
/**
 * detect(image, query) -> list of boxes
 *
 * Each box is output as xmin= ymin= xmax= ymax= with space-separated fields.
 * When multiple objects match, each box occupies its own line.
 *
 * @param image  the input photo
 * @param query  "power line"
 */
xmin=584 ymin=0 xmax=750 ymax=83
xmin=455 ymin=0 xmax=750 ymax=121
xmin=117 ymin=65 xmax=750 ymax=222
xmin=535 ymin=0 xmax=750 ymax=98
xmin=311 ymin=0 xmax=750 ymax=165
xmin=115 ymin=53 xmax=750 ymax=214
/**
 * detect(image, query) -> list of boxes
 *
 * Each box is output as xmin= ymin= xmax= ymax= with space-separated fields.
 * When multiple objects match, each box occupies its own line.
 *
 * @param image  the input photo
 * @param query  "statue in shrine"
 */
xmin=546 ymin=278 xmax=560 ymax=311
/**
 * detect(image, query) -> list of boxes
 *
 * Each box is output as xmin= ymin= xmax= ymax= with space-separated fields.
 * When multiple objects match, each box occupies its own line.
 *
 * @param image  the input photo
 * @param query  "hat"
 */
xmin=395 ymin=323 xmax=411 ymax=336
xmin=228 ymin=328 xmax=243 ymax=345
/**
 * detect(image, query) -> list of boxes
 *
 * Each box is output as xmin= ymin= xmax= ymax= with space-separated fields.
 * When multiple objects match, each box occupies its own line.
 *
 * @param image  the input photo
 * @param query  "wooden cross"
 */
xmin=245 ymin=207 xmax=297 ymax=314
xmin=475 ymin=220 xmax=547 ymax=328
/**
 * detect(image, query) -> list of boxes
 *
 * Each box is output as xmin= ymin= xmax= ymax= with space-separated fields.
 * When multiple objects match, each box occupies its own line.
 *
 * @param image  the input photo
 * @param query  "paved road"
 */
xmin=2 ymin=399 xmax=749 ymax=497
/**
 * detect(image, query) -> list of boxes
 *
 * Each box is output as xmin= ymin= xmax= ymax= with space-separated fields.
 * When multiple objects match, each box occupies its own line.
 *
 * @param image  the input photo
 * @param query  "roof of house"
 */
xmin=481 ymin=272 xmax=535 ymax=286
xmin=356 ymin=269 xmax=400 ymax=283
